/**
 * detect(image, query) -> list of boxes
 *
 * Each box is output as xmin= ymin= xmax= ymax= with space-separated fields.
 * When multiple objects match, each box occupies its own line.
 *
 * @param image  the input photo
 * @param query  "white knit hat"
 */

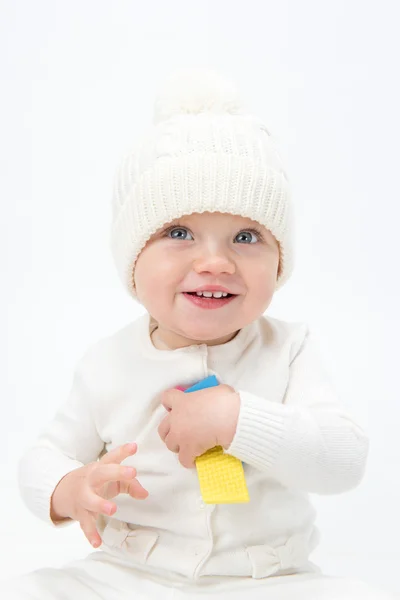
xmin=110 ymin=69 xmax=294 ymax=299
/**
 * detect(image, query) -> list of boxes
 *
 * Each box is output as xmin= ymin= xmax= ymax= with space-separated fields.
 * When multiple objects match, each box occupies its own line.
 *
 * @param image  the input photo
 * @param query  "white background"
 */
xmin=1 ymin=0 xmax=399 ymax=596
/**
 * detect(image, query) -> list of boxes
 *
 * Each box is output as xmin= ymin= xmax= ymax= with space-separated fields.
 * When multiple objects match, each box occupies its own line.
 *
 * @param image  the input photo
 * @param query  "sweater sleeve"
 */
xmin=226 ymin=327 xmax=369 ymax=495
xmin=17 ymin=354 xmax=105 ymax=527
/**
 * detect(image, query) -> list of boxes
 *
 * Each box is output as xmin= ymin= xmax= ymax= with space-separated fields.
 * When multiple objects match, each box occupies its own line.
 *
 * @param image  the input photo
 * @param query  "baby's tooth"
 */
xmin=193 ymin=291 xmax=229 ymax=298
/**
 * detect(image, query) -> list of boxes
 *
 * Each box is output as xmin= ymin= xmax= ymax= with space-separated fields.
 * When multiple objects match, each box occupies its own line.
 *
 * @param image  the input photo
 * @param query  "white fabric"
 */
xmin=15 ymin=312 xmax=371 ymax=590
xmin=5 ymin=552 xmax=399 ymax=599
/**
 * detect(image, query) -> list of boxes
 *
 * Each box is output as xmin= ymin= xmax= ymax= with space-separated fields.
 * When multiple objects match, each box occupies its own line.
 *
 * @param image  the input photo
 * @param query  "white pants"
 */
xmin=4 ymin=550 xmax=399 ymax=599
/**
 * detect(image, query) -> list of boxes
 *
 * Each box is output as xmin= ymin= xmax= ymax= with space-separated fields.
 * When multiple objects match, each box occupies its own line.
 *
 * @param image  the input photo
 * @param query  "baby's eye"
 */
xmin=167 ymin=227 xmax=194 ymax=241
xmin=235 ymin=230 xmax=259 ymax=244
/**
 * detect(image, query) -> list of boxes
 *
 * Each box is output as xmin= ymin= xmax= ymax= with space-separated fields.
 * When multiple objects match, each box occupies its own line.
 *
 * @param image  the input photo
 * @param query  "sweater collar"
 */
xmin=138 ymin=311 xmax=258 ymax=363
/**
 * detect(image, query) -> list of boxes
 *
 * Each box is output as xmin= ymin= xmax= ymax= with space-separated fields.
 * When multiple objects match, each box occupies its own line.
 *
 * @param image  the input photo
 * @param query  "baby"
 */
xmin=6 ymin=70 xmax=398 ymax=599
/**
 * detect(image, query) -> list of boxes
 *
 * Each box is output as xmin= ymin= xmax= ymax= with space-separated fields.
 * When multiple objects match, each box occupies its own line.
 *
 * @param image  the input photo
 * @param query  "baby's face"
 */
xmin=134 ymin=212 xmax=280 ymax=349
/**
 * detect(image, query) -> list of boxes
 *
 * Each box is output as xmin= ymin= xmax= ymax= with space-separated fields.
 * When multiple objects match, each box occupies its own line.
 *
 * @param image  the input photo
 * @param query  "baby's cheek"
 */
xmin=257 ymin=261 xmax=279 ymax=287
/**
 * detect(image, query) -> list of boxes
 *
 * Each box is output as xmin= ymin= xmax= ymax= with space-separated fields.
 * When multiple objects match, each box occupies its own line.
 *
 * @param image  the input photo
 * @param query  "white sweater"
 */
xmin=18 ymin=312 xmax=369 ymax=591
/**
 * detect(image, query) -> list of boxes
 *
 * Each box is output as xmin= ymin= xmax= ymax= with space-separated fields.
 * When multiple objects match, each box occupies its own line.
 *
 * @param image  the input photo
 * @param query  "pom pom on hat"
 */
xmin=153 ymin=68 xmax=245 ymax=125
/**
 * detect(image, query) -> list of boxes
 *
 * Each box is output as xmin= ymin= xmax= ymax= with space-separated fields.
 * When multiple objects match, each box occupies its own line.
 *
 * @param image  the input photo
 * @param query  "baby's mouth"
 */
xmin=182 ymin=291 xmax=238 ymax=310
xmin=185 ymin=291 xmax=235 ymax=299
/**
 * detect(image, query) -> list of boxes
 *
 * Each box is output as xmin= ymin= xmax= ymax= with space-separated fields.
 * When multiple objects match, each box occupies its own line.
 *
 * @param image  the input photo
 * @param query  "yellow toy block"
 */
xmin=195 ymin=445 xmax=250 ymax=504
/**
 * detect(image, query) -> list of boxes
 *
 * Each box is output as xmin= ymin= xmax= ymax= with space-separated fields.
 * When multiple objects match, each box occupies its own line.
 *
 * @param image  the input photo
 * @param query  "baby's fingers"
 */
xmin=79 ymin=511 xmax=102 ymax=548
xmin=126 ymin=477 xmax=149 ymax=500
xmin=82 ymin=489 xmax=117 ymax=518
xmin=100 ymin=442 xmax=138 ymax=465
xmin=89 ymin=463 xmax=137 ymax=489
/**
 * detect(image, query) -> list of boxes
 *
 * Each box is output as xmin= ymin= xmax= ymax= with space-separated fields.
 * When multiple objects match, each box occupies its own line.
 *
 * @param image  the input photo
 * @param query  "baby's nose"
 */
xmin=192 ymin=253 xmax=236 ymax=275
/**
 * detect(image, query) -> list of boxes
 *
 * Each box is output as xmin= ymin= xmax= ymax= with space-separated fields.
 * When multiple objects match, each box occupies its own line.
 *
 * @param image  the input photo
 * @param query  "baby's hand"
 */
xmin=158 ymin=385 xmax=240 ymax=468
xmin=50 ymin=442 xmax=148 ymax=548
